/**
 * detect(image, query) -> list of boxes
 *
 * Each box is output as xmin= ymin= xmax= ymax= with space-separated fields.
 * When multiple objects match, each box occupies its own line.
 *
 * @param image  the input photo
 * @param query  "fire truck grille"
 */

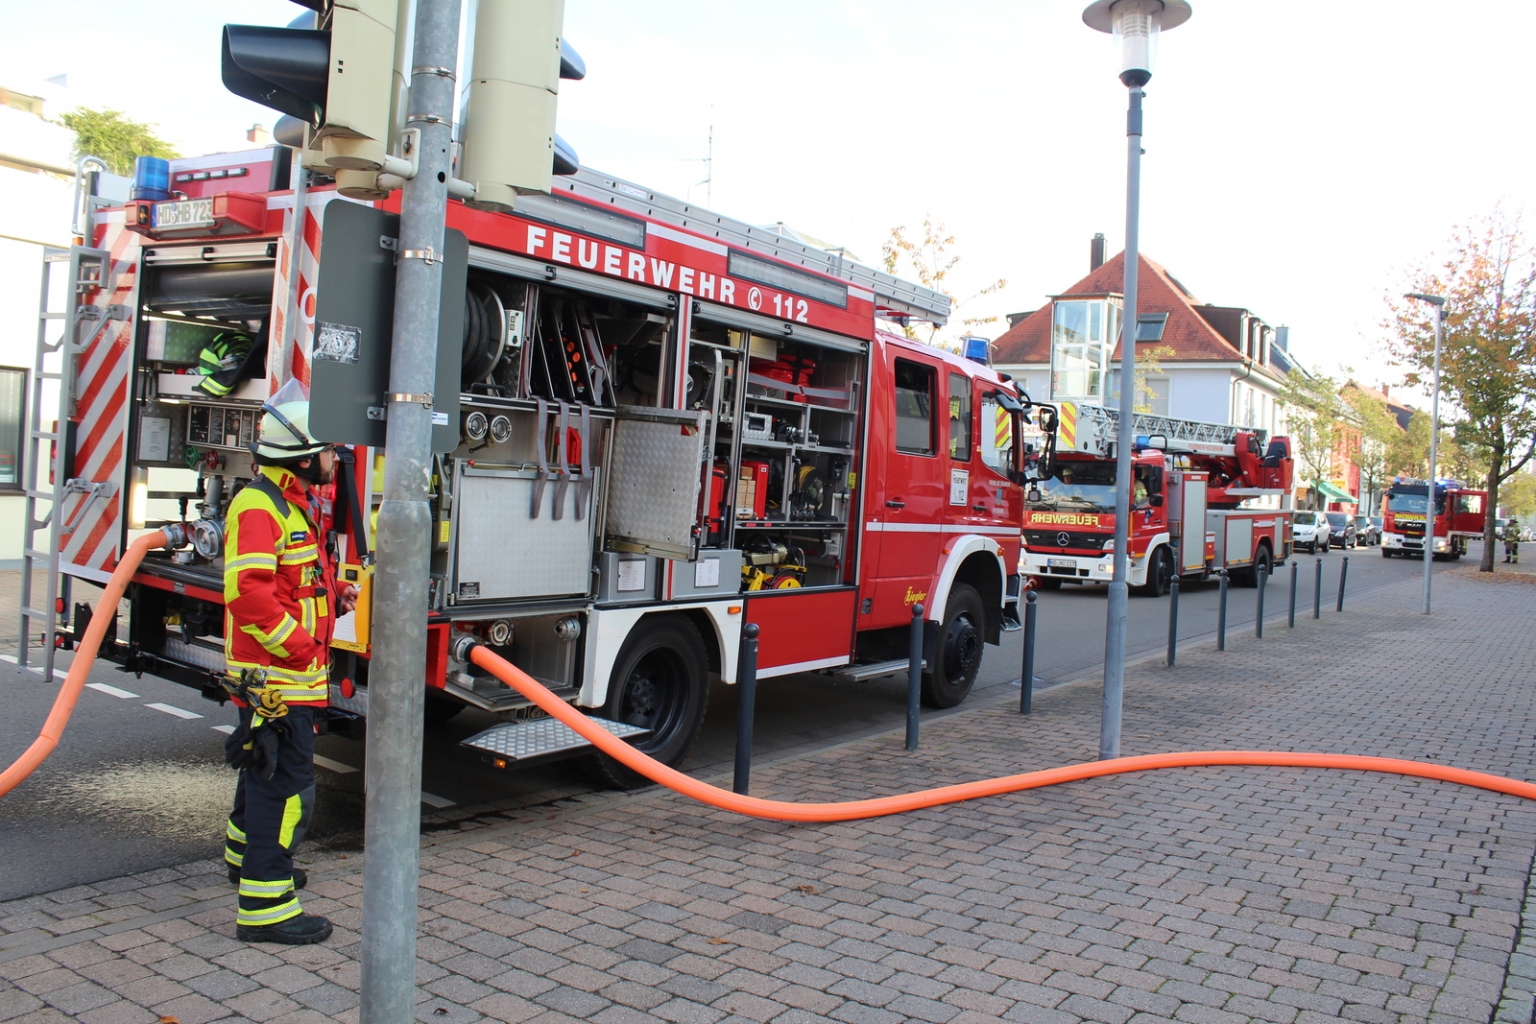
xmin=1025 ymin=530 xmax=1108 ymax=551
xmin=1399 ymin=522 xmax=1424 ymax=536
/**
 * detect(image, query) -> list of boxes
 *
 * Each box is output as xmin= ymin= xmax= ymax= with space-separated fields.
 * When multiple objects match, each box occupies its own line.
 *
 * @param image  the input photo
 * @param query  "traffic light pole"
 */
xmin=359 ymin=0 xmax=461 ymax=1019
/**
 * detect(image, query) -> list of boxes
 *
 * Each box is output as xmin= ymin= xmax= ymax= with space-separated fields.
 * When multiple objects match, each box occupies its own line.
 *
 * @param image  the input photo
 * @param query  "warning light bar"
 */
xmin=125 ymin=192 xmax=268 ymax=240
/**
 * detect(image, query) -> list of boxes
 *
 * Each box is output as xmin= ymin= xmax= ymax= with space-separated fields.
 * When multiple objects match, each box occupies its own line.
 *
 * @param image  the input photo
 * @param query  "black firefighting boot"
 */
xmin=236 ymin=913 xmax=333 ymax=945
xmin=230 ymin=865 xmax=307 ymax=890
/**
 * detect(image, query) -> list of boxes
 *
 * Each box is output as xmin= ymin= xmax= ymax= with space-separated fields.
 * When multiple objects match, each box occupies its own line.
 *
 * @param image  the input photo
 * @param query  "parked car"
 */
xmin=1369 ymin=516 xmax=1384 ymax=544
xmin=1292 ymin=510 xmax=1331 ymax=554
xmin=1325 ymin=511 xmax=1358 ymax=549
xmin=1354 ymin=514 xmax=1381 ymax=546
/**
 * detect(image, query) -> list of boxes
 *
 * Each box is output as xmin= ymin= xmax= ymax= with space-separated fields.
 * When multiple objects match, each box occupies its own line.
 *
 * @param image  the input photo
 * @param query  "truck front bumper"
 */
xmin=1023 ymin=550 xmax=1144 ymax=585
xmin=1383 ymin=532 xmax=1446 ymax=553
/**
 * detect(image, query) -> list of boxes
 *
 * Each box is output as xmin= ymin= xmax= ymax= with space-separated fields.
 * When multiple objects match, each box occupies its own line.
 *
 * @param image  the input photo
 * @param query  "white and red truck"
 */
xmin=1020 ymin=402 xmax=1294 ymax=595
xmin=1381 ymin=477 xmax=1487 ymax=560
xmin=24 ymin=146 xmax=1054 ymax=780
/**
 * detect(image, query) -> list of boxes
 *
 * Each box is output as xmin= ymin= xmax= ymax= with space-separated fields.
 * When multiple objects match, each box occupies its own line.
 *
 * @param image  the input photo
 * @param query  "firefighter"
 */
xmin=1505 ymin=517 xmax=1521 ymax=564
xmin=221 ymin=379 xmax=356 ymax=945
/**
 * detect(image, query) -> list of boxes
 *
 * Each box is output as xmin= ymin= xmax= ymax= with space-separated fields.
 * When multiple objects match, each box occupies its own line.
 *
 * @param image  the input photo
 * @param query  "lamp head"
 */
xmin=1404 ymin=292 xmax=1446 ymax=306
xmin=1083 ymin=0 xmax=1192 ymax=87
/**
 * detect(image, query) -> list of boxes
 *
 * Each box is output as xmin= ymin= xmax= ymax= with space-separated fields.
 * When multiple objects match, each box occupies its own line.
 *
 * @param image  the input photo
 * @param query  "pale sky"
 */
xmin=13 ymin=1 xmax=1535 ymax=399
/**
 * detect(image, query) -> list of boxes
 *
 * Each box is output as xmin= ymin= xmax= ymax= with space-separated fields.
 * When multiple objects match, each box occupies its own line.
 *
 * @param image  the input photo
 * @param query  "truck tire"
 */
xmin=585 ymin=615 xmax=710 ymax=790
xmin=1037 ymin=577 xmax=1063 ymax=591
xmin=1242 ymin=545 xmax=1272 ymax=588
xmin=922 ymin=584 xmax=984 ymax=709
xmin=424 ymin=692 xmax=465 ymax=725
xmin=1382 ymin=548 xmax=1392 ymax=558
xmin=1136 ymin=546 xmax=1173 ymax=597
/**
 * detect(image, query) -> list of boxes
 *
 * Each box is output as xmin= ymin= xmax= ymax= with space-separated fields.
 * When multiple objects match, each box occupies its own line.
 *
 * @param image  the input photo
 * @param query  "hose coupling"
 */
xmin=162 ymin=522 xmax=192 ymax=549
xmin=450 ymin=632 xmax=482 ymax=664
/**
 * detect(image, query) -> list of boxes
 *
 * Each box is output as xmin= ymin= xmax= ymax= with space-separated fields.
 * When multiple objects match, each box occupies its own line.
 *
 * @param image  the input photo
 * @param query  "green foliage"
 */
xmin=1279 ymin=368 xmax=1345 ymax=504
xmin=58 ymin=108 xmax=179 ymax=177
xmin=1343 ymin=387 xmax=1400 ymax=512
xmin=1389 ymin=409 xmax=1432 ymax=479
xmin=1502 ymin=470 xmax=1536 ymax=518
xmin=1384 ymin=210 xmax=1536 ymax=569
xmin=882 ymin=216 xmax=1004 ymax=347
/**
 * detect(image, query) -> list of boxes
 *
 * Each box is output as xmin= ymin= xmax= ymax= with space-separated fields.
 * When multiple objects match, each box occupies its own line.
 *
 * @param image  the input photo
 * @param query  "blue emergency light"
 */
xmin=131 ymin=156 xmax=172 ymax=202
xmin=962 ymin=336 xmax=989 ymax=365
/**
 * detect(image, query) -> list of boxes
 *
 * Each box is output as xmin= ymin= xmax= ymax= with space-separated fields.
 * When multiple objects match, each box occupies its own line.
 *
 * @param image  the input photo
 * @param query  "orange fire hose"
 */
xmin=0 ymin=529 xmax=169 ymax=798
xmin=468 ymin=644 xmax=1536 ymax=822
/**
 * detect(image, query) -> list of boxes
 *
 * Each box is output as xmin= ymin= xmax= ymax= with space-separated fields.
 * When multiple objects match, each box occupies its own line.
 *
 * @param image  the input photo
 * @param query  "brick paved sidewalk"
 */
xmin=3 ymin=569 xmax=1536 ymax=1024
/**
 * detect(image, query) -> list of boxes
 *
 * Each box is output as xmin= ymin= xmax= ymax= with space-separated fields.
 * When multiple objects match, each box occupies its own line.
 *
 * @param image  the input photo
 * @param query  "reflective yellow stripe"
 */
xmin=300 ymin=596 xmax=315 ymax=638
xmin=237 ymin=897 xmax=301 ymax=927
xmin=225 ymin=850 xmax=244 ymax=867
xmin=279 ymin=548 xmax=319 ymax=566
xmin=226 ymin=820 xmax=247 ymax=843
xmin=279 ymin=793 xmax=304 ymax=848
xmin=226 ymin=554 xmax=278 ymax=573
xmin=239 ymin=878 xmax=295 ymax=898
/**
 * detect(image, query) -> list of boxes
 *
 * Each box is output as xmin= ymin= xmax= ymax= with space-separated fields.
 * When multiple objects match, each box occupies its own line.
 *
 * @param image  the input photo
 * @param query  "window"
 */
xmin=0 ymin=368 xmax=23 ymax=489
xmin=1457 ymin=494 xmax=1483 ymax=516
xmin=948 ymin=374 xmax=972 ymax=461
xmin=893 ymin=359 xmax=935 ymax=454
xmin=980 ymin=393 xmax=1012 ymax=473
xmin=1051 ymin=298 xmax=1117 ymax=400
xmin=1135 ymin=312 xmax=1168 ymax=342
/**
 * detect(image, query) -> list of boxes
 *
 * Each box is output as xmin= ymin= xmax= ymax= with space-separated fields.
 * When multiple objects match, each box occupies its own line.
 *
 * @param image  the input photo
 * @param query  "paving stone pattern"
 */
xmin=3 ymin=570 xmax=1536 ymax=1024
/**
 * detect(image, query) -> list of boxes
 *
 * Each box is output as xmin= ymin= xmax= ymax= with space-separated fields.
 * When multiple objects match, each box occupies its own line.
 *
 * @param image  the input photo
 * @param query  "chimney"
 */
xmin=1090 ymin=233 xmax=1105 ymax=271
xmin=1006 ymin=310 xmax=1036 ymax=328
xmin=1380 ymin=384 xmax=1389 ymax=397
xmin=247 ymin=123 xmax=271 ymax=146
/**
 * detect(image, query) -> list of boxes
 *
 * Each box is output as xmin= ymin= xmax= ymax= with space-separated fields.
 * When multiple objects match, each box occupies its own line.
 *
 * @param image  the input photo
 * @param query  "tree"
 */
xmin=881 ymin=217 xmax=1004 ymax=349
xmin=1385 ymin=211 xmax=1536 ymax=571
xmin=1344 ymin=387 xmax=1399 ymax=514
xmin=57 ymin=108 xmax=179 ymax=177
xmin=1278 ymin=369 xmax=1345 ymax=508
xmin=1388 ymin=409 xmax=1432 ymax=479
xmin=1501 ymin=468 xmax=1536 ymax=519
xmin=1133 ymin=345 xmax=1176 ymax=414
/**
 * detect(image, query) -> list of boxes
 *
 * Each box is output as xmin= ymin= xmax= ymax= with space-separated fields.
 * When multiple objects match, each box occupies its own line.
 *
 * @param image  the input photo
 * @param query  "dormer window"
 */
xmin=1051 ymin=297 xmax=1119 ymax=400
xmin=1135 ymin=312 xmax=1168 ymax=342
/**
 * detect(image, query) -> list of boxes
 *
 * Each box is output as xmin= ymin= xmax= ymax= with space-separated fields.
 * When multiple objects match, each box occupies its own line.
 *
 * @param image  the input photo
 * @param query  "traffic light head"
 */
xmin=222 ymin=0 xmax=399 ymax=172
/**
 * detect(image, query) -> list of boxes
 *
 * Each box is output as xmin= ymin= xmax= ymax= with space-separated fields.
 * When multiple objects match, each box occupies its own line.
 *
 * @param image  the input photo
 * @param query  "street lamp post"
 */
xmin=1405 ymin=292 xmax=1445 ymax=614
xmin=1083 ymin=0 xmax=1192 ymax=759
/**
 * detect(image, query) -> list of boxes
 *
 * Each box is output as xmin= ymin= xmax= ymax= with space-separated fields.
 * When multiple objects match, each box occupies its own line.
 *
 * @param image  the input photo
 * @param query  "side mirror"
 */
xmin=1151 ymin=494 xmax=1164 ymax=507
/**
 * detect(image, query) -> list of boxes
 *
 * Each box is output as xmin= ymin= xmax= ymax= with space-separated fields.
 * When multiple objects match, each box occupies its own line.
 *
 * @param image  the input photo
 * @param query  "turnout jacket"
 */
xmin=223 ymin=465 xmax=335 ymax=703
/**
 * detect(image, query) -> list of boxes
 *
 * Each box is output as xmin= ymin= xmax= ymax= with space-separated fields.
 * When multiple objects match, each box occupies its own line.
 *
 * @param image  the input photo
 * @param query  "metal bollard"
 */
xmin=1288 ymin=560 xmax=1298 ymax=628
xmin=1216 ymin=570 xmax=1229 ymax=651
xmin=732 ymin=623 xmax=760 ymax=795
xmin=1020 ymin=591 xmax=1038 ymax=714
xmin=1166 ymin=573 xmax=1181 ymax=666
xmin=1337 ymin=555 xmax=1349 ymax=612
xmin=906 ymin=603 xmax=924 ymax=751
xmin=1314 ymin=557 xmax=1323 ymax=619
xmin=1255 ymin=560 xmax=1267 ymax=638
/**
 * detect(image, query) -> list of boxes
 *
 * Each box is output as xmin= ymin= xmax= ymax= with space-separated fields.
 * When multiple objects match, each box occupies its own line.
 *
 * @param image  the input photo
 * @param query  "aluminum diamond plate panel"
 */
xmin=605 ymin=406 xmax=708 ymax=560
xmin=453 ymin=465 xmax=598 ymax=602
xmin=461 ymin=715 xmax=650 ymax=761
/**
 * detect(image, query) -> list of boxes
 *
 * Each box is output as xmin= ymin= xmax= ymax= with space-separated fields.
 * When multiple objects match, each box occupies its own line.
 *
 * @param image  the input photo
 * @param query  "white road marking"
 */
xmin=86 ymin=682 xmax=139 ymax=699
xmin=145 ymin=702 xmax=204 ymax=720
xmin=420 ymin=791 xmax=455 ymax=808
xmin=313 ymin=755 xmax=358 ymax=774
xmin=211 ymin=724 xmax=236 ymax=735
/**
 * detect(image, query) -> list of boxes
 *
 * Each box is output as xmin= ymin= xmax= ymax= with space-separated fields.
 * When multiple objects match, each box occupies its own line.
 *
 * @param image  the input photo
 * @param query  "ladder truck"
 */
xmin=1381 ymin=477 xmax=1487 ymax=560
xmin=23 ymin=146 xmax=1051 ymax=783
xmin=1021 ymin=401 xmax=1294 ymax=596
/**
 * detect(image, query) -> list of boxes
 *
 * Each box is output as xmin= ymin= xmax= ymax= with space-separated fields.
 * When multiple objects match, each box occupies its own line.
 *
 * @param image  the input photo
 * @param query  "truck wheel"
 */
xmin=1382 ymin=548 xmax=1392 ymax=558
xmin=585 ymin=616 xmax=710 ymax=790
xmin=1136 ymin=547 xmax=1173 ymax=597
xmin=1037 ymin=577 xmax=1063 ymax=591
xmin=424 ymin=692 xmax=465 ymax=725
xmin=922 ymin=584 xmax=984 ymax=709
xmin=1244 ymin=545 xmax=1272 ymax=588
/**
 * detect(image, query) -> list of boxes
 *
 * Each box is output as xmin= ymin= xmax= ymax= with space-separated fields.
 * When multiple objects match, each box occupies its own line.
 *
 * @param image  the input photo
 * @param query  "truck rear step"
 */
xmin=827 ymin=658 xmax=925 ymax=683
xmin=461 ymin=715 xmax=649 ymax=765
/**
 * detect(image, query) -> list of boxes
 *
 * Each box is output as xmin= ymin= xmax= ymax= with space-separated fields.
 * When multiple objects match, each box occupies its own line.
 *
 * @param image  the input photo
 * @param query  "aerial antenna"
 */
xmin=681 ymin=124 xmax=713 ymax=206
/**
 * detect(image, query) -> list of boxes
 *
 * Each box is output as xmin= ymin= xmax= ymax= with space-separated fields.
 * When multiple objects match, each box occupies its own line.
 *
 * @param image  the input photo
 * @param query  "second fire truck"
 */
xmin=1381 ymin=477 xmax=1487 ymax=560
xmin=33 ymin=148 xmax=1050 ymax=784
xmin=1021 ymin=402 xmax=1294 ymax=595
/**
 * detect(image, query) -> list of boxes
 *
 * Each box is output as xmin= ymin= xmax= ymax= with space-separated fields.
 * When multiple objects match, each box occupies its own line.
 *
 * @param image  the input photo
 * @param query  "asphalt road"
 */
xmin=0 ymin=538 xmax=1472 ymax=901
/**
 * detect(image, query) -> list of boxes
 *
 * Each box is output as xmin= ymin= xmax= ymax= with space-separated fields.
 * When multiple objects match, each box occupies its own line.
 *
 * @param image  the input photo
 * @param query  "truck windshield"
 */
xmin=1387 ymin=492 xmax=1439 ymax=514
xmin=1034 ymin=460 xmax=1117 ymax=511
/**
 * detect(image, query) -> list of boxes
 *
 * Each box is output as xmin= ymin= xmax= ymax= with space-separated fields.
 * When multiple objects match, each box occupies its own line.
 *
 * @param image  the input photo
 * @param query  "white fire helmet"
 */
xmin=251 ymin=378 xmax=329 ymax=462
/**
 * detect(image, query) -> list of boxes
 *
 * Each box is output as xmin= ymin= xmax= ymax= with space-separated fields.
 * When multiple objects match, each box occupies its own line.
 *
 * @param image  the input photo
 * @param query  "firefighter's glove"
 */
xmin=251 ymin=684 xmax=289 ymax=721
xmin=223 ymin=714 xmax=293 ymax=780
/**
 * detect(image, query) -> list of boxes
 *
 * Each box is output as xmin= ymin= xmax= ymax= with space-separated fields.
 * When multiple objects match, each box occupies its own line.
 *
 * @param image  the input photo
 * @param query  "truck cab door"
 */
xmin=863 ymin=352 xmax=946 ymax=626
xmin=955 ymin=379 xmax=1021 ymax=553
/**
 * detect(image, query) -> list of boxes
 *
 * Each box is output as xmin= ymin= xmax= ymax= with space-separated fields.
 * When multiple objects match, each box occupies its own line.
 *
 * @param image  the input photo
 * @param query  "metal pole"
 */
xmin=1165 ymin=573 xmax=1179 ymax=666
xmin=1019 ymin=591 xmax=1038 ymax=714
xmin=1423 ymin=307 xmax=1442 ymax=613
xmin=1288 ymin=560 xmax=1298 ymax=628
xmin=1255 ymin=562 xmax=1267 ymax=638
xmin=1336 ymin=555 xmax=1349 ymax=612
xmin=906 ymin=603 xmax=924 ymax=751
xmin=733 ymin=624 xmax=759 ymax=795
xmin=1101 ymin=84 xmax=1143 ymax=762
xmin=360 ymin=1 xmax=460 ymax=1021
xmin=1216 ymin=570 xmax=1228 ymax=651
xmin=1313 ymin=557 xmax=1323 ymax=619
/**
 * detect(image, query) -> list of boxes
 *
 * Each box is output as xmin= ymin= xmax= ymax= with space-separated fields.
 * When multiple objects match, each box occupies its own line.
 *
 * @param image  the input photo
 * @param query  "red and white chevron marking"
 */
xmin=269 ymin=192 xmax=341 ymax=394
xmin=62 ymin=214 xmax=139 ymax=581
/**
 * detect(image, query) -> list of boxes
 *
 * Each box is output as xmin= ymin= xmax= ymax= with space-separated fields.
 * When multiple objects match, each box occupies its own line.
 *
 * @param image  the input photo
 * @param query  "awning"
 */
xmin=1312 ymin=479 xmax=1358 ymax=504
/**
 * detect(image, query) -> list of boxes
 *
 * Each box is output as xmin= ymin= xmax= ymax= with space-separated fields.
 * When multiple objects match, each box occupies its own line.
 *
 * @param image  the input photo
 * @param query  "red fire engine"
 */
xmin=1381 ymin=478 xmax=1486 ymax=560
xmin=23 ymin=147 xmax=1049 ymax=779
xmin=1021 ymin=402 xmax=1294 ymax=595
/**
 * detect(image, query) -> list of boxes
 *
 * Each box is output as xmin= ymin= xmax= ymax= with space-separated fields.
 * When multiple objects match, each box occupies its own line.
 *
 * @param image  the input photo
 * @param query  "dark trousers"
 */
xmin=224 ymin=705 xmax=316 ymax=928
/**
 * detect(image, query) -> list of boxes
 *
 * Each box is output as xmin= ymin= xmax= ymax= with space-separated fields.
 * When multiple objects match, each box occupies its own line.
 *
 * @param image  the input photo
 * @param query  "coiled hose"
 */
xmin=466 ymin=643 xmax=1536 ymax=822
xmin=0 ymin=529 xmax=169 ymax=798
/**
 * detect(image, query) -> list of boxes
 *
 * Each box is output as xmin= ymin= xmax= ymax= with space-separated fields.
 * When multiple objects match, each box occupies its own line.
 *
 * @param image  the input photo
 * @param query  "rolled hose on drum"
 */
xmin=464 ymin=641 xmax=1536 ymax=823
xmin=0 ymin=529 xmax=172 ymax=798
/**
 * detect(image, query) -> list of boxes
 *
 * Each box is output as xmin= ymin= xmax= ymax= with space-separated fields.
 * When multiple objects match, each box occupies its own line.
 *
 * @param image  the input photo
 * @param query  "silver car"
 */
xmin=1291 ymin=510 xmax=1331 ymax=554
